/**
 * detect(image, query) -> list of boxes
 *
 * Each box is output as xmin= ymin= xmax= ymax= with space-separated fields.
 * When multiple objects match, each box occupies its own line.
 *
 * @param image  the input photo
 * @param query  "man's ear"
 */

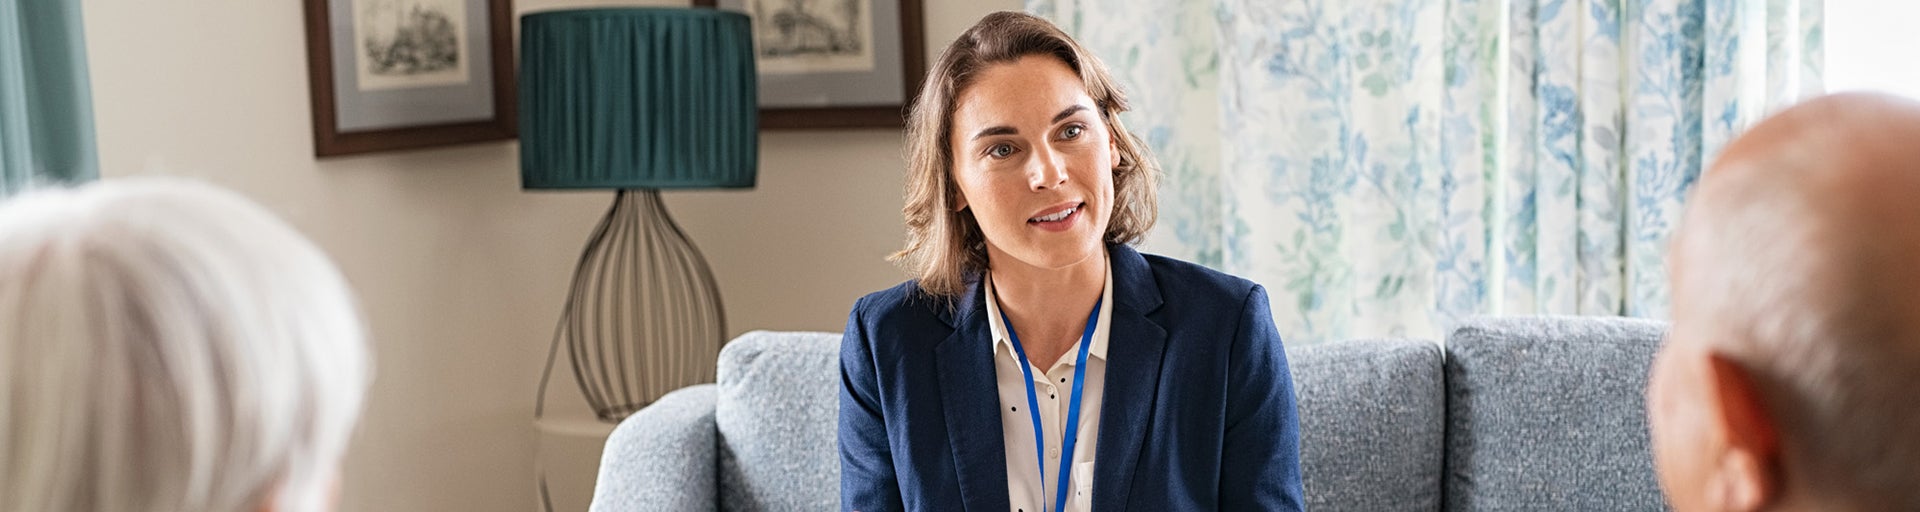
xmin=1702 ymin=353 xmax=1783 ymax=511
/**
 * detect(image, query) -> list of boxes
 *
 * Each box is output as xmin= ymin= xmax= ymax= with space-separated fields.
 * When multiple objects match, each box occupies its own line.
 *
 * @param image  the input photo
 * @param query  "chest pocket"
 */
xmin=1073 ymin=461 xmax=1096 ymax=510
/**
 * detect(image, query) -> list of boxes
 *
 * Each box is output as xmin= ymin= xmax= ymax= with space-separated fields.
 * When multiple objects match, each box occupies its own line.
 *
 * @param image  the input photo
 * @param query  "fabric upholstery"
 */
xmin=1443 ymin=316 xmax=1668 ymax=511
xmin=591 ymin=315 xmax=1672 ymax=511
xmin=1289 ymin=339 xmax=1445 ymax=512
xmin=714 ymin=331 xmax=842 ymax=511
xmin=590 ymin=384 xmax=719 ymax=512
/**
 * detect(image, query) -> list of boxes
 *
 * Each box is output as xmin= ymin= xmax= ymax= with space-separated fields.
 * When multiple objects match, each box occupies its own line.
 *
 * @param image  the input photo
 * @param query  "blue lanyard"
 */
xmin=1001 ymin=297 xmax=1101 ymax=512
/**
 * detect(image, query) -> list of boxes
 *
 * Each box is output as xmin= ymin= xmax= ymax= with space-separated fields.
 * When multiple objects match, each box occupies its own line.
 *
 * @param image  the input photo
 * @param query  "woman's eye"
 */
xmin=988 ymin=144 xmax=1016 ymax=159
xmin=1061 ymin=125 xmax=1084 ymax=139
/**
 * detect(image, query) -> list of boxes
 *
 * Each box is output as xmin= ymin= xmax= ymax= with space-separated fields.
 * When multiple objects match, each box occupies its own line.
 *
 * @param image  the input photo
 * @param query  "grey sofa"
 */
xmin=590 ymin=316 xmax=1670 ymax=511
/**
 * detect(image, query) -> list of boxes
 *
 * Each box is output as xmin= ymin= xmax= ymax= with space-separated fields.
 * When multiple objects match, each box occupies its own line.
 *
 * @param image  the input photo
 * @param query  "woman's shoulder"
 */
xmin=849 ymin=279 xmax=955 ymax=326
xmin=844 ymin=280 xmax=965 ymax=358
xmin=1126 ymin=249 xmax=1284 ymax=344
xmin=1133 ymin=250 xmax=1262 ymax=304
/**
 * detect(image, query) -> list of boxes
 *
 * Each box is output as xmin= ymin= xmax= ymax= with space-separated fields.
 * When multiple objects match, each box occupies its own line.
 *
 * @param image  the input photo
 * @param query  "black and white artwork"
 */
xmin=352 ymin=0 xmax=470 ymax=90
xmin=748 ymin=0 xmax=874 ymax=74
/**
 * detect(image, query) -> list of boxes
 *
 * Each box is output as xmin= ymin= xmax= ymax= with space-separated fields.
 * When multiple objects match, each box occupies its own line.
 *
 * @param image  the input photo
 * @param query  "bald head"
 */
xmin=1679 ymin=92 xmax=1920 ymax=355
xmin=1658 ymin=92 xmax=1920 ymax=511
xmin=1707 ymin=91 xmax=1920 ymax=244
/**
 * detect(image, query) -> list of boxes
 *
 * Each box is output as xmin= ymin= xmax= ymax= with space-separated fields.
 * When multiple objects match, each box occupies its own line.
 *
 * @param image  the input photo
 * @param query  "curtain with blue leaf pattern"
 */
xmin=1026 ymin=0 xmax=1821 ymax=343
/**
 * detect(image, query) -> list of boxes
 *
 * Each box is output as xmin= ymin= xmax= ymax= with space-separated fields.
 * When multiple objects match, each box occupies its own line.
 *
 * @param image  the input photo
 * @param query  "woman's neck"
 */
xmin=989 ymin=249 xmax=1107 ymax=369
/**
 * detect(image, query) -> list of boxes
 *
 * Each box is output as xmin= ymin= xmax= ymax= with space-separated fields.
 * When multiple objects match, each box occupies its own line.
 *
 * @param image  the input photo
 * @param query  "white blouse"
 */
xmin=983 ymin=257 xmax=1113 ymax=512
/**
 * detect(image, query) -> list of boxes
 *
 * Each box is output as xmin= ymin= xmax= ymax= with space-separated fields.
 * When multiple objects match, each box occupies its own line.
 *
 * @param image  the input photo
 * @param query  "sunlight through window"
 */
xmin=1827 ymin=1 xmax=1920 ymax=99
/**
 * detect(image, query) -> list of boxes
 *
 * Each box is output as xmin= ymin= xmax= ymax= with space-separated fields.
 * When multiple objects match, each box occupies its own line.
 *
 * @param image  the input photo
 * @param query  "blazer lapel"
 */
xmin=1092 ymin=244 xmax=1169 ymax=511
xmin=935 ymin=278 xmax=1010 ymax=511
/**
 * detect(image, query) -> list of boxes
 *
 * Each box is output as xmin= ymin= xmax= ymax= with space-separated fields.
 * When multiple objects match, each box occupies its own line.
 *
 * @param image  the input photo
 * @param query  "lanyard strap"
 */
xmin=1001 ymin=297 xmax=1101 ymax=512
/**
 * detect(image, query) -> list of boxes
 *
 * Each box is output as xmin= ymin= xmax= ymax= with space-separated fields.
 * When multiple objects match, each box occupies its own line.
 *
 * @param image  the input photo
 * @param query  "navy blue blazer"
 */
xmin=839 ymin=244 xmax=1304 ymax=511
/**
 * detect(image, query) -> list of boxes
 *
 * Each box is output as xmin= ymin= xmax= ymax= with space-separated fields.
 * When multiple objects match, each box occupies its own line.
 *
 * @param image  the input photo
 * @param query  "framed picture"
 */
xmin=303 ymin=0 xmax=516 ymax=157
xmin=693 ymin=0 xmax=925 ymax=130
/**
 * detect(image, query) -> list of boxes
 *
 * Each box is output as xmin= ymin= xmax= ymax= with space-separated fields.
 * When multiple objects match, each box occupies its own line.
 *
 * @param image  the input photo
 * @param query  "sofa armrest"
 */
xmin=590 ymin=384 xmax=719 ymax=512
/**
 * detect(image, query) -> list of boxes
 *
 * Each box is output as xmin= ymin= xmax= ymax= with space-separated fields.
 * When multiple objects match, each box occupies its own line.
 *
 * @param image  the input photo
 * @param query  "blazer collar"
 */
xmin=934 ymin=270 xmax=978 ymax=329
xmin=935 ymin=243 xmax=1164 ymax=328
xmin=1090 ymin=243 xmax=1168 ymax=509
xmin=1106 ymin=243 xmax=1165 ymax=316
xmin=933 ymin=243 xmax=1169 ymax=510
xmin=934 ymin=280 xmax=1006 ymax=510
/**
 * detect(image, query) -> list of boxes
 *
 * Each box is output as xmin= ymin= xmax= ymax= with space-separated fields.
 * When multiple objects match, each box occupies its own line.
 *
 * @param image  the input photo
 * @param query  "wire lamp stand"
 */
xmin=534 ymin=189 xmax=727 ymax=422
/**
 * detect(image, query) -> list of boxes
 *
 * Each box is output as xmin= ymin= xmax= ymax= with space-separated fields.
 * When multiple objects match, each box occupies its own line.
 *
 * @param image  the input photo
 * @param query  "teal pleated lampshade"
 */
xmin=519 ymin=8 xmax=757 ymax=190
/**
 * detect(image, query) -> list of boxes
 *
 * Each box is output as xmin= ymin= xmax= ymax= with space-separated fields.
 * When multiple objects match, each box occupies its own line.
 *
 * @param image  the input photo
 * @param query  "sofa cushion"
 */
xmin=1443 ymin=316 xmax=1667 ymax=511
xmin=715 ymin=331 xmax=842 ymax=511
xmin=592 ymin=384 xmax=719 ymax=511
xmin=1289 ymin=338 xmax=1445 ymax=511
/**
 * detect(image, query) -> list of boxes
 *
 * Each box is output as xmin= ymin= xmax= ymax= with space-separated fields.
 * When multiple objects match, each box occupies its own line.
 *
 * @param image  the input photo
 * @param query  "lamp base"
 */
xmin=535 ymin=189 xmax=727 ymax=423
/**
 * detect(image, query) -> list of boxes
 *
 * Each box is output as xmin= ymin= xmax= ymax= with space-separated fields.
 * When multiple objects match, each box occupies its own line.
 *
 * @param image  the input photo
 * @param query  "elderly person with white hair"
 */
xmin=0 ymin=177 xmax=371 ymax=512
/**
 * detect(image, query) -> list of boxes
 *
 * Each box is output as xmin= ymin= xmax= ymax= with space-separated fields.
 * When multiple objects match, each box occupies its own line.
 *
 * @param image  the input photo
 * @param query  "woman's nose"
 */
xmin=1028 ymin=146 xmax=1069 ymax=190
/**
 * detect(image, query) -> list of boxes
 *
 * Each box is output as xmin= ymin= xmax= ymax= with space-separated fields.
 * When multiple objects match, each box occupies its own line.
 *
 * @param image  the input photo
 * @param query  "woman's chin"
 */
xmin=1004 ymin=239 xmax=1105 ymax=271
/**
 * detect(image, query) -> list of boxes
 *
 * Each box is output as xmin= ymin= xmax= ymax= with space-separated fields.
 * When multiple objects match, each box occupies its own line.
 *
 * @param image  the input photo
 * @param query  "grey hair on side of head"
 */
xmin=1675 ymin=153 xmax=1920 ymax=511
xmin=0 ymin=177 xmax=371 ymax=512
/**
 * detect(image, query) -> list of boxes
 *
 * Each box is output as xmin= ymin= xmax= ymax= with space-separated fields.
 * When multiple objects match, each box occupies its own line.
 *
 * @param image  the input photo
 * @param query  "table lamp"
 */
xmin=520 ymin=7 xmax=756 ymax=423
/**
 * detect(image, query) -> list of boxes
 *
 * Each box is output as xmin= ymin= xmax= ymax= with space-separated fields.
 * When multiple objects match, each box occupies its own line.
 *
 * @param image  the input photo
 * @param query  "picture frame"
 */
xmin=693 ymin=0 xmax=925 ymax=130
xmin=303 ymin=0 xmax=516 ymax=157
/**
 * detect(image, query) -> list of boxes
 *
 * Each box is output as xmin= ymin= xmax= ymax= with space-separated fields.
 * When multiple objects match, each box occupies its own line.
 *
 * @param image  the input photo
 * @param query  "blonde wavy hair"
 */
xmin=891 ymin=11 xmax=1159 ymax=299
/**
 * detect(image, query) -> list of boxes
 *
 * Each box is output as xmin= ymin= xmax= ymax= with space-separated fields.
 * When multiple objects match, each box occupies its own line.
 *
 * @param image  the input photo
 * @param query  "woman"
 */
xmin=0 ymin=177 xmax=370 ymax=512
xmin=840 ymin=11 xmax=1303 ymax=512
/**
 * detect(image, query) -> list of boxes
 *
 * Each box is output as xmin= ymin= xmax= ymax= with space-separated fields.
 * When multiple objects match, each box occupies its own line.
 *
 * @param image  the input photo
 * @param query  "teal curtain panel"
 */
xmin=0 ymin=0 xmax=98 ymax=195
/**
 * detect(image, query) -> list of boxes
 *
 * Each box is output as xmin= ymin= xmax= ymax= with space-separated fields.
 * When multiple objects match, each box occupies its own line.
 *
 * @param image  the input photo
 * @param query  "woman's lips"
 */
xmin=1027 ymin=202 xmax=1084 ymax=232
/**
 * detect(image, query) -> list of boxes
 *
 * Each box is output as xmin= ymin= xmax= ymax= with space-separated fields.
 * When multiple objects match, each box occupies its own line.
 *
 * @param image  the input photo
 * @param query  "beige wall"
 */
xmin=78 ymin=0 xmax=1016 ymax=509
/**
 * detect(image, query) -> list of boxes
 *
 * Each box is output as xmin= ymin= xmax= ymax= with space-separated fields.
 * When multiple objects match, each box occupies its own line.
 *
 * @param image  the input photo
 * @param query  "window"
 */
xmin=1826 ymin=1 xmax=1920 ymax=99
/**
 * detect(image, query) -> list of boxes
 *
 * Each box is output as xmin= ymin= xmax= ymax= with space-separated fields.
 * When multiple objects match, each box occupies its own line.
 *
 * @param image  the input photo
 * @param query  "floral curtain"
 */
xmin=1027 ymin=0 xmax=1823 ymax=343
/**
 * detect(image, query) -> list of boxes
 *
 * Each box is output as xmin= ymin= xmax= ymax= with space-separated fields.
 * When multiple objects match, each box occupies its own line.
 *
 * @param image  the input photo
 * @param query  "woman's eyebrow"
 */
xmin=1051 ymin=105 xmax=1090 ymax=124
xmin=970 ymin=105 xmax=1093 ymax=141
xmin=972 ymin=126 xmax=1018 ymax=140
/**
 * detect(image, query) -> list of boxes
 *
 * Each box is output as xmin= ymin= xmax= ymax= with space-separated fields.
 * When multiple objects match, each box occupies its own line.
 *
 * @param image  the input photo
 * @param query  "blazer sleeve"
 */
xmin=839 ymin=298 xmax=905 ymax=512
xmin=1218 ymin=284 xmax=1306 ymax=510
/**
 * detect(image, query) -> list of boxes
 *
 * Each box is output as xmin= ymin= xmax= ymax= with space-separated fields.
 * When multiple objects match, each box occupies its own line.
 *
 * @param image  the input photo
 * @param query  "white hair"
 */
xmin=0 ymin=177 xmax=371 ymax=512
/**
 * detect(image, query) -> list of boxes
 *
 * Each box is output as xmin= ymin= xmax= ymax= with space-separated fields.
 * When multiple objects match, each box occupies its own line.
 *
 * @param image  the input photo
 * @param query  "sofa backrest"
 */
xmin=708 ymin=318 xmax=1672 ymax=511
xmin=1289 ymin=338 xmax=1446 ymax=511
xmin=715 ymin=331 xmax=842 ymax=511
xmin=710 ymin=330 xmax=1451 ymax=511
xmin=1442 ymin=316 xmax=1668 ymax=511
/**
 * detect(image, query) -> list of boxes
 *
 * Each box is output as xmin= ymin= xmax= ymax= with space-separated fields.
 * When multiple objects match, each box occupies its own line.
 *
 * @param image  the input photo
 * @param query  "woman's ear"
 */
xmin=947 ymin=167 xmax=969 ymax=212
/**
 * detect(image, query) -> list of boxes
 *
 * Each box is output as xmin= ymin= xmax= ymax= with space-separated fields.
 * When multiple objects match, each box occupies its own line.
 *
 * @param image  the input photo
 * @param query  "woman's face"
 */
xmin=948 ymin=54 xmax=1117 ymax=273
